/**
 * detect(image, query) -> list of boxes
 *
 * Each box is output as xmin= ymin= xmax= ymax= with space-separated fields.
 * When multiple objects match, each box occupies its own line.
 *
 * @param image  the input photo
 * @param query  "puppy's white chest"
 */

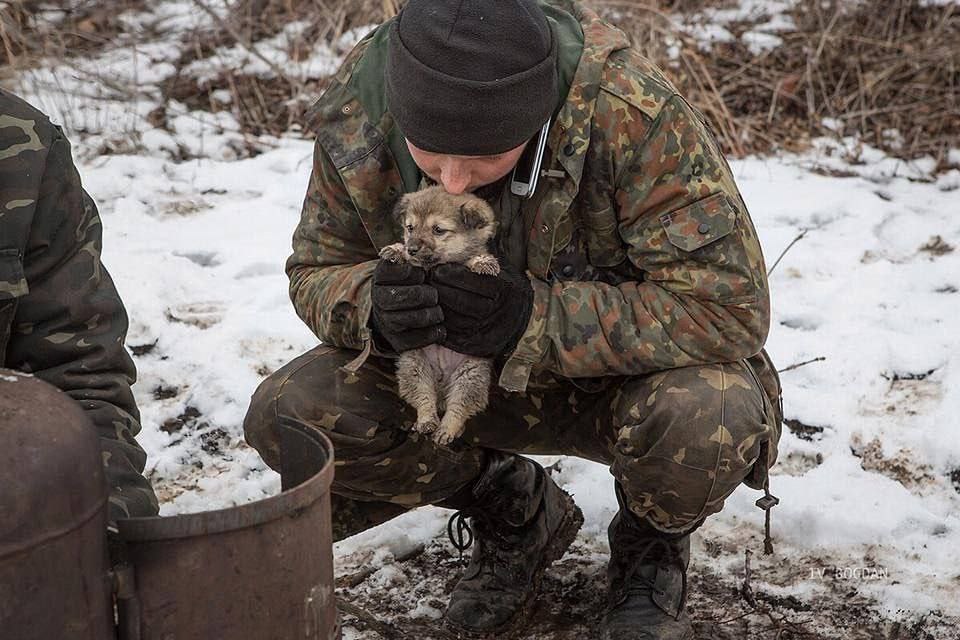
xmin=419 ymin=344 xmax=471 ymax=376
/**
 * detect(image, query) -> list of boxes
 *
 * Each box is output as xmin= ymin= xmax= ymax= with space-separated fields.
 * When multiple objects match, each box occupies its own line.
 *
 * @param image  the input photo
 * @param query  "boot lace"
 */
xmin=447 ymin=511 xmax=474 ymax=566
xmin=447 ymin=511 xmax=530 ymax=583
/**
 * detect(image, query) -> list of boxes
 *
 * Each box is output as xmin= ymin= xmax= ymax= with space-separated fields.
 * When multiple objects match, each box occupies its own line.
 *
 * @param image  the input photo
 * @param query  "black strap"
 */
xmin=755 ymin=477 xmax=780 ymax=555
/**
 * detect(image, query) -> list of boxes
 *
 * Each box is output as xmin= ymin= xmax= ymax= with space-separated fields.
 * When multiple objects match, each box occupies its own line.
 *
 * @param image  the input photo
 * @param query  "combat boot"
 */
xmin=437 ymin=451 xmax=583 ymax=637
xmin=604 ymin=485 xmax=701 ymax=640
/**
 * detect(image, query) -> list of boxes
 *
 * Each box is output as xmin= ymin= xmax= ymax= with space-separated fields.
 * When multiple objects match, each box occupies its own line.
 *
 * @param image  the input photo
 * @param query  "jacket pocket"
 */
xmin=653 ymin=192 xmax=759 ymax=305
xmin=659 ymin=192 xmax=736 ymax=252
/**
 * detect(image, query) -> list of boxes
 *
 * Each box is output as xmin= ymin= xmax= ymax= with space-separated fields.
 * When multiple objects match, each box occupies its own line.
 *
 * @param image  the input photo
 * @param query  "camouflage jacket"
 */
xmin=288 ymin=0 xmax=780 ymax=405
xmin=0 ymin=88 xmax=158 ymax=521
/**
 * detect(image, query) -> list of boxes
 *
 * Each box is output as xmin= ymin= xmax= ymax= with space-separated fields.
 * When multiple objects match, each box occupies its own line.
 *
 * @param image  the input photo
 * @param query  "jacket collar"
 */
xmin=549 ymin=3 xmax=630 ymax=186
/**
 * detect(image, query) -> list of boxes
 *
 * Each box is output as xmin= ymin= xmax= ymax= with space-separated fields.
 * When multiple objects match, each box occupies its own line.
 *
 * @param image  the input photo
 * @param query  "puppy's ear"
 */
xmin=459 ymin=201 xmax=491 ymax=230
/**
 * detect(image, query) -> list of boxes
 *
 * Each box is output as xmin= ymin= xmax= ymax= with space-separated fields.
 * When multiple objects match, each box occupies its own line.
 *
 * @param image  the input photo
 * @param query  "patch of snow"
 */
xmin=74 ymin=125 xmax=960 ymax=622
xmin=11 ymin=0 xmax=960 ymax=629
xmin=742 ymin=30 xmax=783 ymax=54
xmin=182 ymin=20 xmax=340 ymax=83
xmin=685 ymin=23 xmax=736 ymax=50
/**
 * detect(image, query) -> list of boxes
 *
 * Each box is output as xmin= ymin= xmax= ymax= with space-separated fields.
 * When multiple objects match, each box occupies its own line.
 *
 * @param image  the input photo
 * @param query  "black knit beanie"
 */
xmin=385 ymin=0 xmax=558 ymax=156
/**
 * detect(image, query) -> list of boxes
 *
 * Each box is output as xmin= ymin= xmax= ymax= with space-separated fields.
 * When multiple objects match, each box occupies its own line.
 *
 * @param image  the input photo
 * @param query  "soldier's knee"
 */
xmin=244 ymin=346 xmax=353 ymax=470
xmin=243 ymin=346 xmax=409 ymax=471
xmin=243 ymin=371 xmax=287 ymax=471
xmin=613 ymin=361 xmax=770 ymax=458
xmin=611 ymin=361 xmax=776 ymax=531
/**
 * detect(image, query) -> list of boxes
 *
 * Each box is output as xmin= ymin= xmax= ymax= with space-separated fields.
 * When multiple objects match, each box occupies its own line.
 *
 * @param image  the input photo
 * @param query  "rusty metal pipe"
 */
xmin=0 ymin=370 xmax=114 ymax=640
xmin=117 ymin=417 xmax=340 ymax=640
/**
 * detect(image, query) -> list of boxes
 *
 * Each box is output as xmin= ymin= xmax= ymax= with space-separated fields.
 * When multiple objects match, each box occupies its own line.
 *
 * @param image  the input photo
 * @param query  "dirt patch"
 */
xmin=784 ymin=418 xmax=827 ymax=441
xmin=919 ymin=236 xmax=955 ymax=257
xmin=161 ymin=405 xmax=204 ymax=435
xmin=850 ymin=435 xmax=937 ymax=491
xmin=334 ymin=534 xmax=957 ymax=639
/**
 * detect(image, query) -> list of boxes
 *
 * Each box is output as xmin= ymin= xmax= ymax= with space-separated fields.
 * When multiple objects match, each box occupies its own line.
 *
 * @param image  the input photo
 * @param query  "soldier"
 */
xmin=0 ymin=88 xmax=158 ymax=527
xmin=244 ymin=1 xmax=783 ymax=638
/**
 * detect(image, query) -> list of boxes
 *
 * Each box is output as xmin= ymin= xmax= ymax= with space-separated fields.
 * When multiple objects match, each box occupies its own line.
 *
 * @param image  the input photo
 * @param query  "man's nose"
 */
xmin=440 ymin=161 xmax=469 ymax=195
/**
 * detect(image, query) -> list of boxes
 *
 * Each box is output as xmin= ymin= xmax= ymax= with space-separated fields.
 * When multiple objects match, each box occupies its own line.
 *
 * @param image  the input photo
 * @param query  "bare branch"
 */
xmin=768 ymin=227 xmax=811 ymax=277
xmin=188 ymin=0 xmax=299 ymax=88
xmin=778 ymin=356 xmax=826 ymax=374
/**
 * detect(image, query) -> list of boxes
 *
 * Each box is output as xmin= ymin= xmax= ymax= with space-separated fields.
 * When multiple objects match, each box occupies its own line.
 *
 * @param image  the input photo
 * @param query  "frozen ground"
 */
xmin=8 ymin=1 xmax=960 ymax=638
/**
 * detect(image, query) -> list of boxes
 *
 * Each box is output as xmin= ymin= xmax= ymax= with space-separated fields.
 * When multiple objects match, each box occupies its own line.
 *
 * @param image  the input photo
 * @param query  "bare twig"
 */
xmin=767 ymin=227 xmax=812 ymax=277
xmin=336 ymin=543 xmax=426 ymax=589
xmin=336 ymin=597 xmax=458 ymax=640
xmin=741 ymin=549 xmax=758 ymax=609
xmin=188 ymin=0 xmax=299 ymax=87
xmin=778 ymin=356 xmax=826 ymax=374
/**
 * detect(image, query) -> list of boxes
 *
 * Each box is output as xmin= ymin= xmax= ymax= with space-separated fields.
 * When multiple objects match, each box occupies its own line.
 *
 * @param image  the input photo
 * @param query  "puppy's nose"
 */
xmin=408 ymin=246 xmax=420 ymax=255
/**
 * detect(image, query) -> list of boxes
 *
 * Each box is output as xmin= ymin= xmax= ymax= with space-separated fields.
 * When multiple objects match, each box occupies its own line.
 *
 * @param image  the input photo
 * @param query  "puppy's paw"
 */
xmin=433 ymin=419 xmax=465 ymax=446
xmin=433 ymin=429 xmax=460 ymax=447
xmin=466 ymin=254 xmax=500 ymax=276
xmin=413 ymin=419 xmax=439 ymax=435
xmin=379 ymin=242 xmax=407 ymax=263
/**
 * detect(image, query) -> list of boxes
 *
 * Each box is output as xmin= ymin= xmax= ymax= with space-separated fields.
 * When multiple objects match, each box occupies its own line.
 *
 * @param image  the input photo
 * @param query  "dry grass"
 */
xmin=609 ymin=0 xmax=960 ymax=168
xmin=0 ymin=1 xmax=147 ymax=73
xmin=2 ymin=0 xmax=957 ymax=168
xmin=157 ymin=0 xmax=402 ymax=139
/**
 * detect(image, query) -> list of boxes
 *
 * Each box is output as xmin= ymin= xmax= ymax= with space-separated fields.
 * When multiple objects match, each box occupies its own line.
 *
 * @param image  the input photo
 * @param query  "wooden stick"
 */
xmin=766 ymin=227 xmax=810 ymax=277
xmin=336 ymin=543 xmax=426 ymax=589
xmin=336 ymin=597 xmax=458 ymax=640
xmin=778 ymin=356 xmax=826 ymax=374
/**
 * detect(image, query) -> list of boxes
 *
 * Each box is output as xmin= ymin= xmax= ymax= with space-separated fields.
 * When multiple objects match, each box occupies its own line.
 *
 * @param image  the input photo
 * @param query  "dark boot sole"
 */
xmin=444 ymin=488 xmax=585 ymax=639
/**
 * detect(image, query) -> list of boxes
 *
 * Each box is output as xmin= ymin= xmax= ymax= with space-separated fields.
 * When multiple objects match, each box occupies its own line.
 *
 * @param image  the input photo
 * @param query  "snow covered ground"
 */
xmin=8 ymin=1 xmax=960 ymax=637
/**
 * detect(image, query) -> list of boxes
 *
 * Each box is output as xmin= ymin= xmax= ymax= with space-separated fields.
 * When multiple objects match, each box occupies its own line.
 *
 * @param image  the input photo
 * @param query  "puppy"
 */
xmin=379 ymin=186 xmax=499 ymax=446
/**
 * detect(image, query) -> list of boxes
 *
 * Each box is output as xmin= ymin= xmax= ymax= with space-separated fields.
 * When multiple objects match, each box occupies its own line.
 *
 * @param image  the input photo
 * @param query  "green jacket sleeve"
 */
xmin=6 ymin=126 xmax=159 ymax=522
xmin=500 ymin=94 xmax=770 ymax=389
xmin=286 ymin=141 xmax=380 ymax=350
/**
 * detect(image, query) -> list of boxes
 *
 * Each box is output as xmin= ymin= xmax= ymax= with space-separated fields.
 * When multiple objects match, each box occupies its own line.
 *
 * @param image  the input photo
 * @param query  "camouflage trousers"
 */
xmin=243 ymin=346 xmax=782 ymax=539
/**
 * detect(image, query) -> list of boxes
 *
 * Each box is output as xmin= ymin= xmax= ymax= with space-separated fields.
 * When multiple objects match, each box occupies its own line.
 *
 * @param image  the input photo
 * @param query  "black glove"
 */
xmin=429 ymin=261 xmax=534 ymax=359
xmin=370 ymin=259 xmax=445 ymax=352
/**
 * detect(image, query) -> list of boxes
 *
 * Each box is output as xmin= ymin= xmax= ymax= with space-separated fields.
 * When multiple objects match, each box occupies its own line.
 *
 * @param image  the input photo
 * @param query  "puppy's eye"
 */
xmin=432 ymin=226 xmax=447 ymax=236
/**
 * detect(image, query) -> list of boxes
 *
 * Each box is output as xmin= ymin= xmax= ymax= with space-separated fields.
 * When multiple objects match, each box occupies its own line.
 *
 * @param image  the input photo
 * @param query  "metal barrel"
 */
xmin=117 ymin=416 xmax=340 ymax=640
xmin=0 ymin=369 xmax=113 ymax=640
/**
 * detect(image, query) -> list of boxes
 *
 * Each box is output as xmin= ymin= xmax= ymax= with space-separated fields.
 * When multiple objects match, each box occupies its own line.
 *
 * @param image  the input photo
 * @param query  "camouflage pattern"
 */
xmin=0 ymin=88 xmax=158 ymax=522
xmin=287 ymin=0 xmax=778 ymax=399
xmin=244 ymin=345 xmax=780 ymax=534
xmin=269 ymin=0 xmax=784 ymax=529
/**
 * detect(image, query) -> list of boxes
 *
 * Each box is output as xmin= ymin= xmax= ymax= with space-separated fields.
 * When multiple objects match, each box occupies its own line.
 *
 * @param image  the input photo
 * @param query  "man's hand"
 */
xmin=370 ymin=260 xmax=445 ymax=352
xmin=429 ymin=261 xmax=534 ymax=359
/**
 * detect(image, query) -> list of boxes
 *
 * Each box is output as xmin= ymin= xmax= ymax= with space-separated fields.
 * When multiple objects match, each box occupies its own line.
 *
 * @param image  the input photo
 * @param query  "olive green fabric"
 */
xmin=0 ymin=88 xmax=158 ymax=522
xmin=274 ymin=0 xmax=785 ymax=538
xmin=291 ymin=0 xmax=778 ymax=401
xmin=244 ymin=345 xmax=780 ymax=533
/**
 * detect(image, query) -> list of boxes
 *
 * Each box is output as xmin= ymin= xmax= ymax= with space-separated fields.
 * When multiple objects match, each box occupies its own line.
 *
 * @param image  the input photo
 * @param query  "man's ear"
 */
xmin=459 ymin=201 xmax=490 ymax=230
